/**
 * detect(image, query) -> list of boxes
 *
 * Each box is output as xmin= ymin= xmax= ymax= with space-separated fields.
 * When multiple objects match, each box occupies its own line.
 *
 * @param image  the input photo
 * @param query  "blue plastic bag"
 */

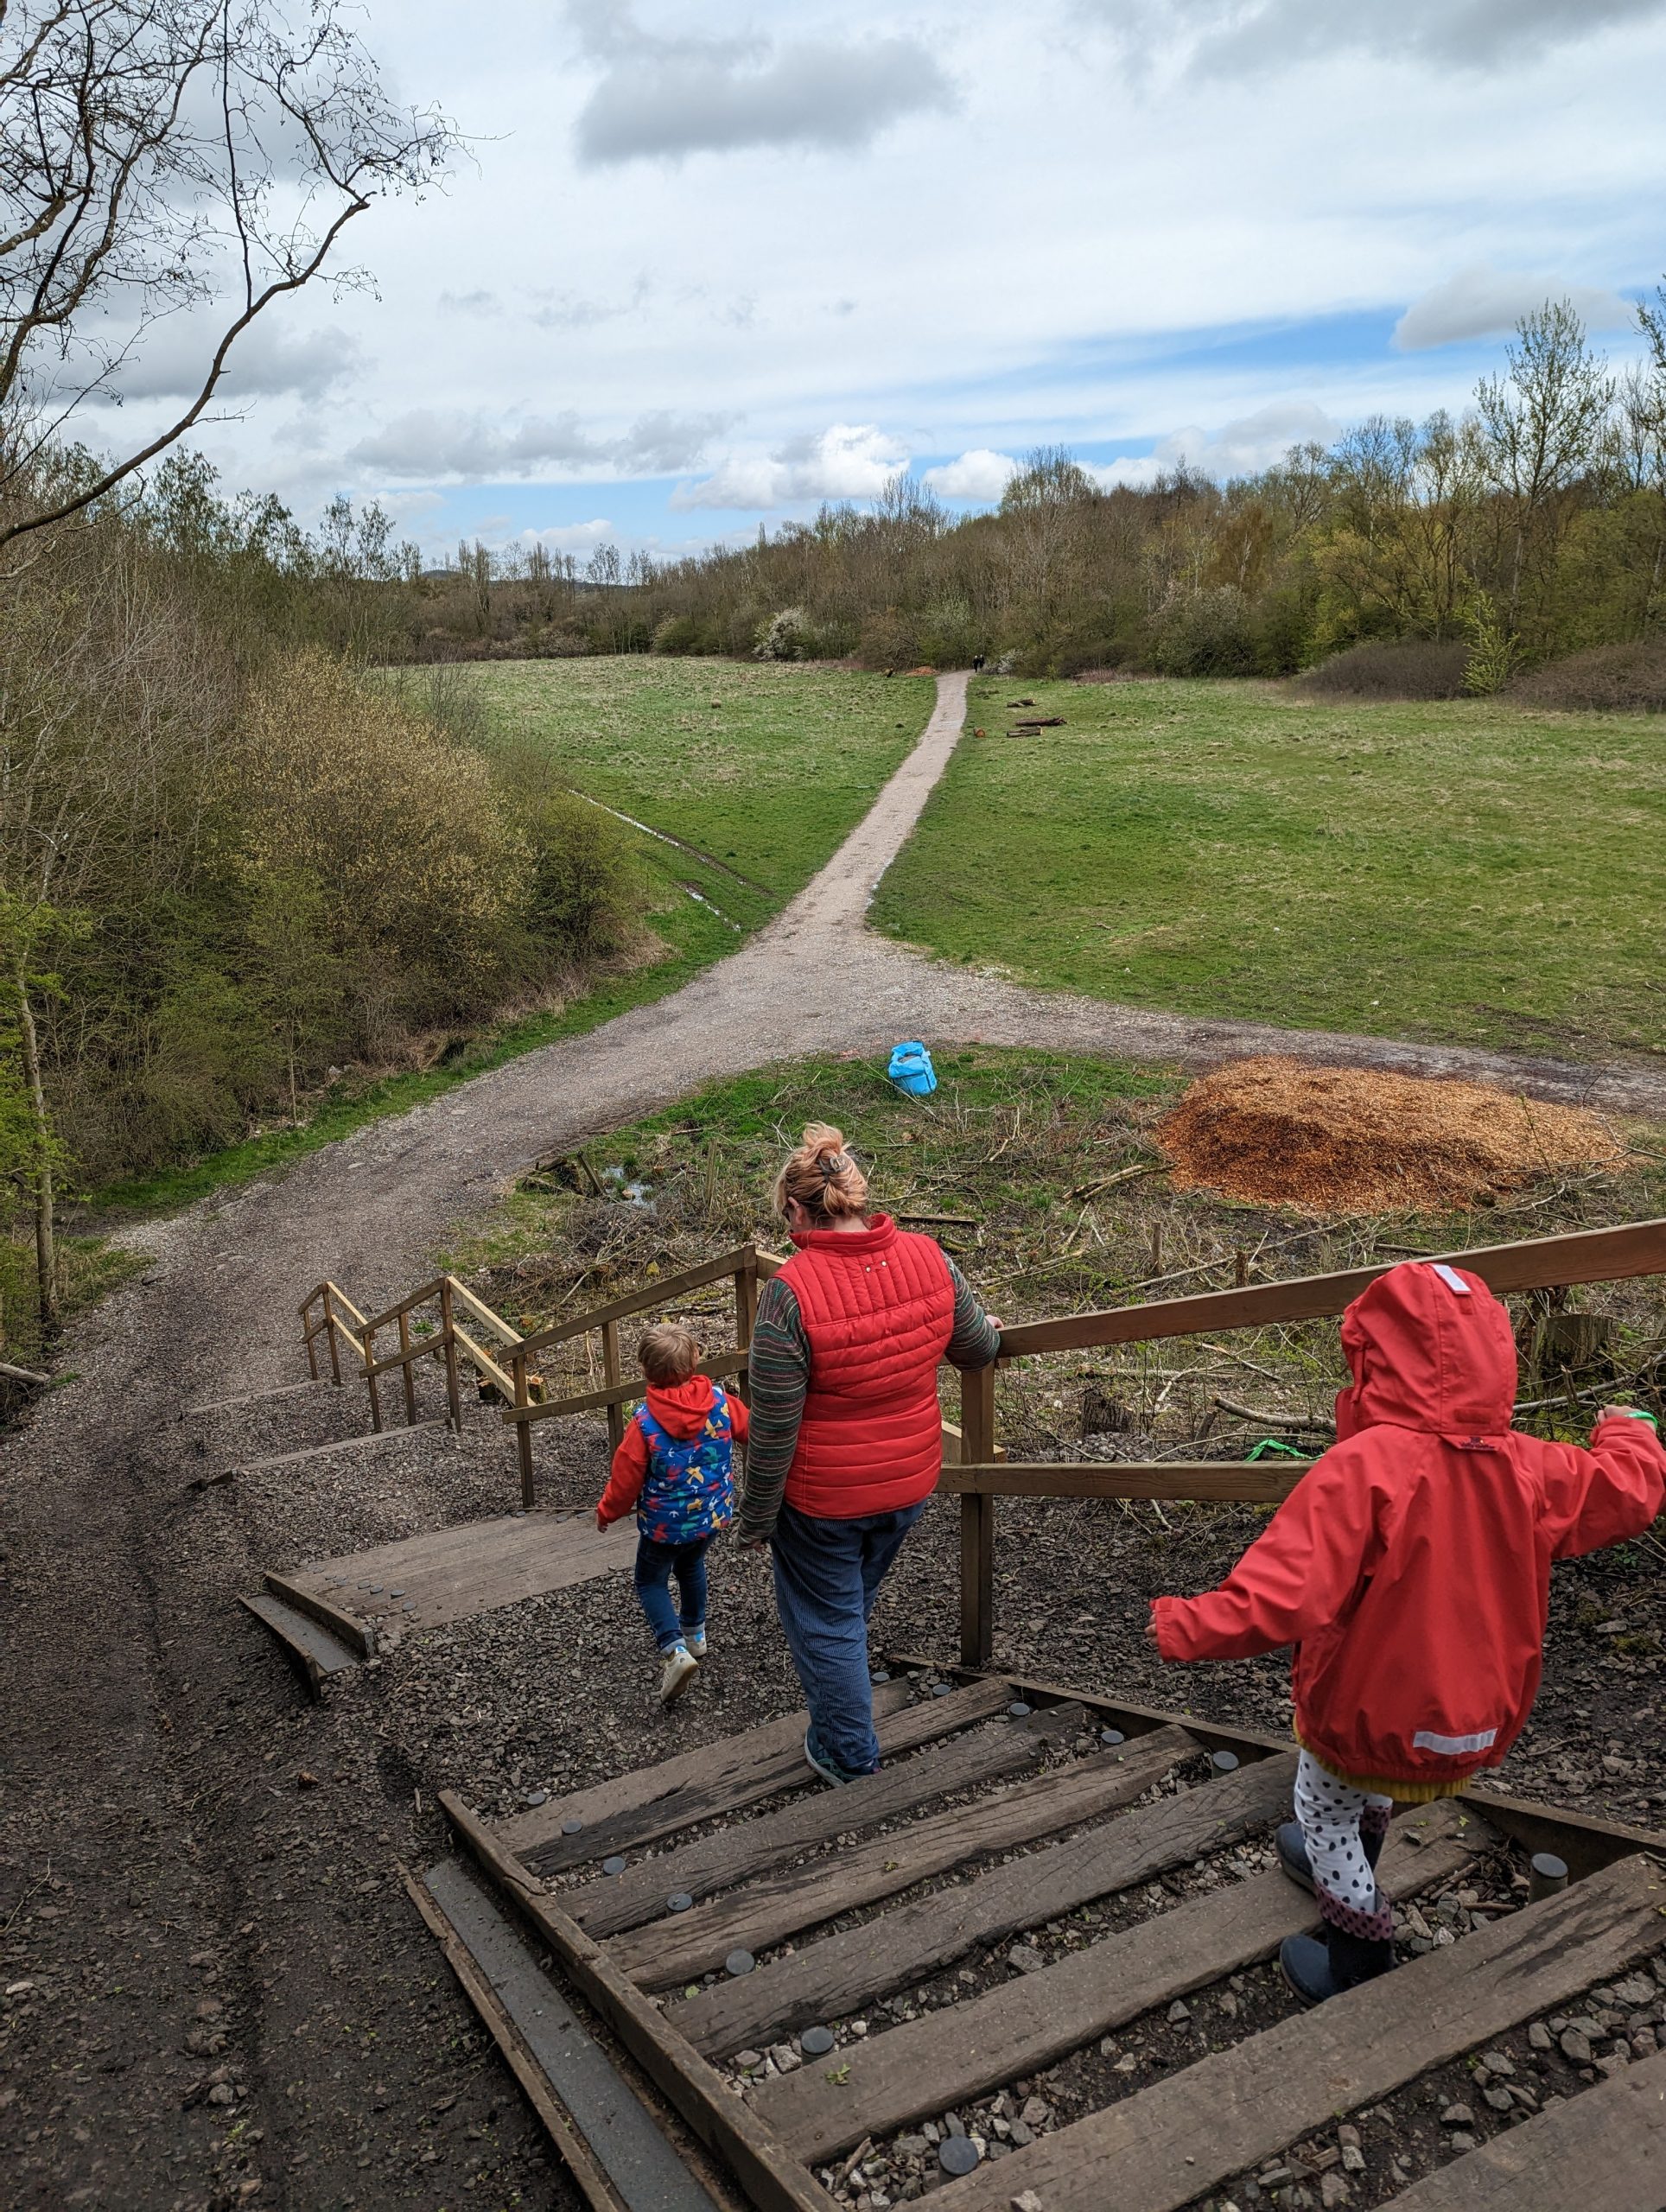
xmin=887 ymin=1040 xmax=938 ymax=1097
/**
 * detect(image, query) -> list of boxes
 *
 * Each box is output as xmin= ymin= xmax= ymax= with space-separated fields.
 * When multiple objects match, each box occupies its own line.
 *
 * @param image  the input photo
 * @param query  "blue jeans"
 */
xmin=633 ymin=1534 xmax=709 ymax=1652
xmin=770 ymin=1499 xmax=926 ymax=1775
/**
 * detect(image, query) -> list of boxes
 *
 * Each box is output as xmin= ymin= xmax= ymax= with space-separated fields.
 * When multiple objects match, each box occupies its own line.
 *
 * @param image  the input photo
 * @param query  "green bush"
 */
xmin=1151 ymin=587 xmax=1256 ymax=677
xmin=523 ymin=792 xmax=637 ymax=961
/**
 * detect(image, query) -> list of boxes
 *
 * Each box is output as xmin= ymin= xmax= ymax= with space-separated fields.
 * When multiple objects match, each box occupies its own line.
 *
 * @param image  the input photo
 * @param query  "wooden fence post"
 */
xmin=363 ymin=1323 xmax=383 ymax=1433
xmin=601 ymin=1319 xmax=626 ymax=1452
xmin=397 ymin=1307 xmax=418 ymax=1426
xmin=303 ymin=1302 xmax=320 ymax=1382
xmin=733 ymin=1244 xmax=759 ymax=1405
xmin=512 ymin=1349 xmax=536 ymax=1509
xmin=321 ymin=1286 xmax=342 ymax=1387
xmin=438 ymin=1279 xmax=463 ymax=1433
xmin=958 ymin=1362 xmax=996 ymax=1669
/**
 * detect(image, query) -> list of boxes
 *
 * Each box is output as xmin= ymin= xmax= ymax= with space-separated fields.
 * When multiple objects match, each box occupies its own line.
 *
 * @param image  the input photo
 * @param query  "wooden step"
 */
xmin=411 ymin=1859 xmax=730 ymax=2212
xmin=588 ymin=1706 xmax=1086 ymax=1952
xmin=229 ymin=1417 xmax=448 ymax=1476
xmin=635 ymin=1725 xmax=1192 ymax=1995
xmin=285 ymin=1512 xmax=636 ymax=1632
xmin=671 ymin=1751 xmax=1295 ymax=2059
xmin=184 ymin=1377 xmax=325 ymax=1417
xmin=756 ymin=1799 xmax=1486 ymax=2164
xmin=944 ymin=1853 xmax=1666 ymax=2212
xmin=505 ymin=1679 xmax=1010 ymax=1878
xmin=238 ymin=1591 xmax=362 ymax=1698
xmin=1383 ymin=2044 xmax=1666 ymax=2210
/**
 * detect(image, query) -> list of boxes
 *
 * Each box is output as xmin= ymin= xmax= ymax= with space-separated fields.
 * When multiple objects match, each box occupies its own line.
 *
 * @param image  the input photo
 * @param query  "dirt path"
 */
xmin=3 ymin=671 xmax=1663 ymax=2212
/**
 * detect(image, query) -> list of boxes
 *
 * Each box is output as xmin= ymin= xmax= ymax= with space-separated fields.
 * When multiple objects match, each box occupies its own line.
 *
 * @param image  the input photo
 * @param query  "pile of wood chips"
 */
xmin=1156 ymin=1056 xmax=1627 ymax=1215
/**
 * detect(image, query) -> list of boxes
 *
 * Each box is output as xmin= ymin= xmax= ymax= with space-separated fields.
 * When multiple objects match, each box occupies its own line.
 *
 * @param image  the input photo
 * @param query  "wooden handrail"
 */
xmin=358 ymin=1274 xmax=448 ymax=1339
xmin=512 ymin=1245 xmax=760 ymax=1358
xmin=446 ymin=1276 xmax=522 ymax=1343
xmin=505 ymin=1348 xmax=751 ymax=1426
xmin=995 ymin=1218 xmax=1666 ymax=1358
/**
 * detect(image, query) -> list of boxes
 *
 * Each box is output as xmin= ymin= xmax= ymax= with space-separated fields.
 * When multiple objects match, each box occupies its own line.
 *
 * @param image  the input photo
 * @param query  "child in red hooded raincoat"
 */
xmin=1151 ymin=1260 xmax=1664 ymax=2005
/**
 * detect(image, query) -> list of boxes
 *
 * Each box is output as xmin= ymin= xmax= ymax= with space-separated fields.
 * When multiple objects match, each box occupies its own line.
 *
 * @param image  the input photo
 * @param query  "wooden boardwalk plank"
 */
xmin=416 ymin=1859 xmax=726 ymax=2212
xmin=945 ymin=1853 xmax=1666 ymax=2212
xmin=631 ymin=1726 xmax=1192 ymax=1993
xmin=503 ymin=1681 xmax=995 ymax=1874
xmin=582 ymin=1707 xmax=1084 ymax=1944
xmin=1383 ymin=2045 xmax=1666 ymax=2211
xmin=758 ymin=1802 xmax=1485 ymax=2163
xmin=671 ymin=1752 xmax=1295 ymax=2058
xmin=291 ymin=1513 xmax=636 ymax=1631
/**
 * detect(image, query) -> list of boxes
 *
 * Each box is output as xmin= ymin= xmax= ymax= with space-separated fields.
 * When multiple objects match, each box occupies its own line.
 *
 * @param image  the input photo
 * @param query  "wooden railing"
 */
xmin=299 ymin=1272 xmax=525 ymax=1441
xmin=302 ymin=1217 xmax=1665 ymax=1649
xmin=944 ymin=1217 xmax=1666 ymax=1669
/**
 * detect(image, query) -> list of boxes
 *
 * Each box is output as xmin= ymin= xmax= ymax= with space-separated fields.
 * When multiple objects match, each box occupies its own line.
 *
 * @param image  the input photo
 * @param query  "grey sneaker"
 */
xmin=804 ymin=1726 xmax=866 ymax=1787
xmin=659 ymin=1643 xmax=699 ymax=1705
xmin=684 ymin=1626 xmax=708 ymax=1660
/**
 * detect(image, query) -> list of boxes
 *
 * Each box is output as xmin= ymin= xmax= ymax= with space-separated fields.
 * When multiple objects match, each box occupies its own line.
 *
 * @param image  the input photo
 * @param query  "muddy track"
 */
xmin=3 ymin=670 xmax=1662 ymax=2211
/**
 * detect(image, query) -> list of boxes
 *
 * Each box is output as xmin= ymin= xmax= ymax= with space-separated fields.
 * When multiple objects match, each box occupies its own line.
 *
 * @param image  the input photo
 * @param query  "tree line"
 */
xmin=408 ymin=296 xmax=1666 ymax=684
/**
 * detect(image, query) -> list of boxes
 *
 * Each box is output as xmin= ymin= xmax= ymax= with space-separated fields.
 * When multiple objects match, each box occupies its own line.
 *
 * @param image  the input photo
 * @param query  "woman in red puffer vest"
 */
xmin=738 ymin=1123 xmax=1003 ymax=1783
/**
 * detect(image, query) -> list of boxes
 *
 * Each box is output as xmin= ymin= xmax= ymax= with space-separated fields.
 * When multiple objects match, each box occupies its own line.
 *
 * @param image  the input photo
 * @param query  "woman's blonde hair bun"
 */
xmin=774 ymin=1121 xmax=869 ymax=1222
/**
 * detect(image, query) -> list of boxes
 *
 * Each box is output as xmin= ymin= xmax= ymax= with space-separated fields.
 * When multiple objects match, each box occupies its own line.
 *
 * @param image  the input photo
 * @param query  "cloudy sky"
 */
xmin=97 ymin=0 xmax=1666 ymax=558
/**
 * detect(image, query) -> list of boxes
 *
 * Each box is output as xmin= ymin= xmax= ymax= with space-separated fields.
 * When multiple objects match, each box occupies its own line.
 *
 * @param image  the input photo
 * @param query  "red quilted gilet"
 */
xmin=779 ymin=1214 xmax=956 ymax=1519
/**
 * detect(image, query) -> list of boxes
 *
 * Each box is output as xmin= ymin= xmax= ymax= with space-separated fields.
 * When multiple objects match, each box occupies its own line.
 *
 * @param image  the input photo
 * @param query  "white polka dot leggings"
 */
xmin=1294 ymin=1749 xmax=1394 ymax=1941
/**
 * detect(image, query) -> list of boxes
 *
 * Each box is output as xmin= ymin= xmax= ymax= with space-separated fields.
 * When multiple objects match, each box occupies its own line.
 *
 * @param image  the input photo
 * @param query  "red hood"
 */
xmin=645 ymin=1372 xmax=720 ymax=1439
xmin=1335 ymin=1261 xmax=1517 ymax=1440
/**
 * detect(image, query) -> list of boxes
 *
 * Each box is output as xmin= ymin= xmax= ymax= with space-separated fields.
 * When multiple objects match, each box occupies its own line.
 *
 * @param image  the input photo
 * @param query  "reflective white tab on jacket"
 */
xmin=1431 ymin=1263 xmax=1472 ymax=1295
xmin=1412 ymin=1726 xmax=1498 ymax=1756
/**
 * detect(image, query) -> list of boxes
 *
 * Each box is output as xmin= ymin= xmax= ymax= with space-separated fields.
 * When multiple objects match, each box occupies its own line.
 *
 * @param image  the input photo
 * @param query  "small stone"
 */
xmin=1007 ymin=1945 xmax=1046 ymax=1975
xmin=734 ymin=2051 xmax=763 ymax=2071
xmin=1336 ymin=2126 xmax=1360 ymax=2150
xmin=1011 ymin=2194 xmax=1046 ymax=2212
xmin=1167 ymin=1999 xmax=1191 ymax=2024
xmin=1447 ymin=2133 xmax=1477 ymax=2153
xmin=1111 ymin=2054 xmax=1139 ymax=2074
xmin=1340 ymin=2145 xmax=1365 ymax=2175
xmin=1320 ymin=2175 xmax=1353 ymax=2209
xmin=938 ymin=2138 xmax=980 ymax=2177
xmin=1483 ymin=2086 xmax=1515 ymax=2113
xmin=1632 ymin=2029 xmax=1659 ymax=2057
xmin=1008 ymin=2120 xmax=1033 ymax=2147
xmin=726 ymin=1950 xmax=756 ymax=1978
xmin=666 ymin=1893 xmax=694 ymax=1915
xmin=1479 ymin=2048 xmax=1515 ymax=2077
xmin=1020 ymin=2097 xmax=1050 ymax=2129
xmin=1218 ymin=1991 xmax=1239 ymax=2018
xmin=1596 ymin=2050 xmax=1631 ymax=2078
xmin=601 ymin=1855 xmax=627 ymax=1876
xmin=1560 ymin=2028 xmax=1593 ymax=2066
xmin=296 ymin=1770 xmax=319 ymax=1789
xmin=1527 ymin=2023 xmax=1553 ymax=2051
xmin=1613 ymin=1974 xmax=1656 ymax=2005
xmin=800 ymin=2025 xmax=836 ymax=2056
xmin=1439 ymin=2104 xmax=1473 ymax=2128
xmin=771 ymin=2044 xmax=802 ymax=2074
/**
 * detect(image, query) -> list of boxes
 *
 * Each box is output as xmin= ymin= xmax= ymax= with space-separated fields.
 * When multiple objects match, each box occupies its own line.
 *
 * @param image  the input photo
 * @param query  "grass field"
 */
xmin=871 ymin=677 xmax=1666 ymax=1057
xmin=476 ymin=658 xmax=933 ymax=932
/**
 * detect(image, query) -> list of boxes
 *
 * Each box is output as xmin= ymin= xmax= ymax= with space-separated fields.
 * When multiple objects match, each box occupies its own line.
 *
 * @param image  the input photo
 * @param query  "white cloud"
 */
xmin=569 ymin=1 xmax=954 ymax=164
xmin=1094 ymin=401 xmax=1339 ymax=486
xmin=1110 ymin=0 xmax=1666 ymax=70
xmin=99 ymin=316 xmax=360 ymax=404
xmin=671 ymin=422 xmax=909 ymax=510
xmin=1394 ymin=264 xmax=1635 ymax=349
xmin=922 ymin=448 xmax=1021 ymax=501
xmin=346 ymin=406 xmax=724 ymax=480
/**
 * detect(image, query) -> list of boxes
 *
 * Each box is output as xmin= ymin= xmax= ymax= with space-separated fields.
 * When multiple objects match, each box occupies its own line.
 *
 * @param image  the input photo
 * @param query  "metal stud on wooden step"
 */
xmin=799 ymin=2025 xmax=834 ymax=2056
xmin=939 ymin=2137 xmax=981 ymax=2177
xmin=725 ymin=1950 xmax=756 ymax=1978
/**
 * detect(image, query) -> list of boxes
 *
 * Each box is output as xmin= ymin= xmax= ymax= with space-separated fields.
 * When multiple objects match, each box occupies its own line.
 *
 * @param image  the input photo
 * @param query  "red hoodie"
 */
xmin=596 ymin=1374 xmax=749 ymax=1527
xmin=1152 ymin=1262 xmax=1665 ymax=1793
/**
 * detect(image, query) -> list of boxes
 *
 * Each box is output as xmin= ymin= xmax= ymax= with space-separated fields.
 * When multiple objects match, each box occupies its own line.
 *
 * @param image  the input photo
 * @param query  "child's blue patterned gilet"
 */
xmin=635 ymin=1389 xmax=737 ymax=1544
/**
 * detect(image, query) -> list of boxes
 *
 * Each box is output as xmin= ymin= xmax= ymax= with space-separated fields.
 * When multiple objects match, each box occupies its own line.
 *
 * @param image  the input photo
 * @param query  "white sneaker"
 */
xmin=659 ymin=1643 xmax=699 ymax=1705
xmin=685 ymin=1627 xmax=709 ymax=1660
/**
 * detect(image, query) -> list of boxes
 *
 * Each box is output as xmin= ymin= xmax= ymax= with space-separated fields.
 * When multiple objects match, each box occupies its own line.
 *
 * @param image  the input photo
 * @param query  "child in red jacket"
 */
xmin=596 ymin=1322 xmax=748 ymax=1706
xmin=1152 ymin=1260 xmax=1664 ymax=2005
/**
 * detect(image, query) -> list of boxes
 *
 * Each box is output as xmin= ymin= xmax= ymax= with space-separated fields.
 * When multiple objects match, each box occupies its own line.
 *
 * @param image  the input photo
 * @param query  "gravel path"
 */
xmin=3 ymin=669 xmax=1662 ymax=2211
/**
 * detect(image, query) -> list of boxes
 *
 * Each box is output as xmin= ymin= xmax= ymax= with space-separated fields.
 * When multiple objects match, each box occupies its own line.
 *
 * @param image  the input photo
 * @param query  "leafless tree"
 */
xmin=0 ymin=0 xmax=457 ymax=550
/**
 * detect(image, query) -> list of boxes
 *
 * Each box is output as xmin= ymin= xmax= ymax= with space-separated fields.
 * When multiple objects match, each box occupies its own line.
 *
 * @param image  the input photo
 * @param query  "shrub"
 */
xmin=523 ymin=792 xmax=636 ymax=960
xmin=1507 ymin=637 xmax=1666 ymax=712
xmin=1151 ymin=586 xmax=1256 ymax=677
xmin=1294 ymin=639 xmax=1472 ymax=700
xmin=754 ymin=606 xmax=817 ymax=660
xmin=652 ymin=613 xmax=704 ymax=655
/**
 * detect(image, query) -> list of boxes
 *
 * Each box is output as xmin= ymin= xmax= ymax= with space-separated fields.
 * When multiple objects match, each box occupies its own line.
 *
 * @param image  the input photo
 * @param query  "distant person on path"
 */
xmin=1149 ymin=1261 xmax=1665 ymax=2005
xmin=737 ymin=1123 xmax=1003 ymax=1783
xmin=596 ymin=1322 xmax=747 ymax=1705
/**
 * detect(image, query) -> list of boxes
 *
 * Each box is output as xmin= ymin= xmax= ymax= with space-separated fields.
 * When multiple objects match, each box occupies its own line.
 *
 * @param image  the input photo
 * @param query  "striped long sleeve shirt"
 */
xmin=736 ymin=1257 xmax=1002 ymax=1544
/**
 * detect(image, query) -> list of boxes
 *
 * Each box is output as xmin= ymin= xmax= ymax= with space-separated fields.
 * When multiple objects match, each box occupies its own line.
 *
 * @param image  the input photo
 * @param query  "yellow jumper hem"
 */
xmin=1294 ymin=1727 xmax=1477 ymax=1804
